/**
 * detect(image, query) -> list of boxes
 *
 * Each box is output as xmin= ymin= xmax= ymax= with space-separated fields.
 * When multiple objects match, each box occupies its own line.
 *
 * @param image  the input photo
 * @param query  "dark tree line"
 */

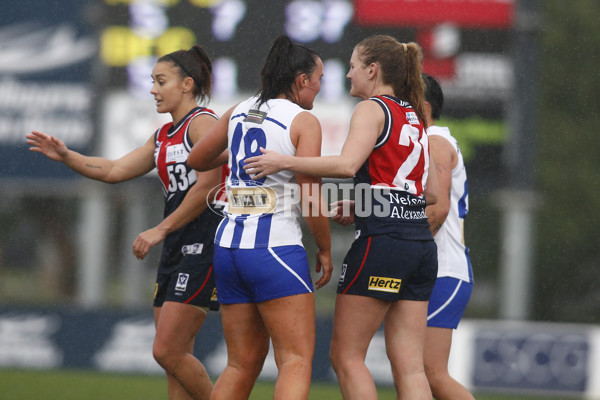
xmin=533 ymin=0 xmax=600 ymax=322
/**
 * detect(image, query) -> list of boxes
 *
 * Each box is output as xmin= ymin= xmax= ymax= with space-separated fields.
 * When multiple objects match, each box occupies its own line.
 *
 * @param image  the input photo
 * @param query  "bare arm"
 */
xmin=292 ymin=112 xmax=332 ymax=289
xmin=424 ymin=148 xmax=439 ymax=206
xmin=27 ymin=130 xmax=156 ymax=183
xmin=187 ymin=106 xmax=234 ymax=171
xmin=244 ymin=100 xmax=382 ymax=179
xmin=132 ymin=114 xmax=222 ymax=259
xmin=425 ymin=135 xmax=456 ymax=236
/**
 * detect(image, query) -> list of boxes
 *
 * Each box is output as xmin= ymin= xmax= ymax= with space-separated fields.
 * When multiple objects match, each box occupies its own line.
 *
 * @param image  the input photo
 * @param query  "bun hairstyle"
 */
xmin=356 ymin=35 xmax=428 ymax=126
xmin=159 ymin=45 xmax=213 ymax=105
xmin=257 ymin=35 xmax=320 ymax=107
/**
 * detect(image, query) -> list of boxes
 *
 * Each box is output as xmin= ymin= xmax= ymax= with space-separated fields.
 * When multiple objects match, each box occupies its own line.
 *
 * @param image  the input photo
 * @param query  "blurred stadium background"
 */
xmin=1 ymin=0 xmax=599 ymax=398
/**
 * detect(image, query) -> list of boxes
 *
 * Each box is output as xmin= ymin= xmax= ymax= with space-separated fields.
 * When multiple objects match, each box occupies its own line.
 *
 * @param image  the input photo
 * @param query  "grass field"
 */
xmin=0 ymin=369 xmax=555 ymax=400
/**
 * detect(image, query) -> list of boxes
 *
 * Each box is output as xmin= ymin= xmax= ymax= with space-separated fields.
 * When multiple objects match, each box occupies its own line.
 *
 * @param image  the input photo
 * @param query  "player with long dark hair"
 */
xmin=187 ymin=35 xmax=332 ymax=400
xmin=422 ymin=73 xmax=475 ymax=400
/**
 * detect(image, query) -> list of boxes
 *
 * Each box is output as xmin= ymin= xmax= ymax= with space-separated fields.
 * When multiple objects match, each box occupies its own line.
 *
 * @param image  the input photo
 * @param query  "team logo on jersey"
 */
xmin=368 ymin=276 xmax=402 ymax=293
xmin=228 ymin=186 xmax=277 ymax=214
xmin=182 ymin=243 xmax=204 ymax=255
xmin=175 ymin=273 xmax=190 ymax=291
xmin=406 ymin=112 xmax=419 ymax=125
xmin=166 ymin=144 xmax=187 ymax=164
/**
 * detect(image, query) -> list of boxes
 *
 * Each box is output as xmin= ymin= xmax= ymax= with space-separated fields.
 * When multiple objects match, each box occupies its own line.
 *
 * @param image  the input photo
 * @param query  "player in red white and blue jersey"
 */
xmin=28 ymin=45 xmax=226 ymax=400
xmin=244 ymin=35 xmax=439 ymax=399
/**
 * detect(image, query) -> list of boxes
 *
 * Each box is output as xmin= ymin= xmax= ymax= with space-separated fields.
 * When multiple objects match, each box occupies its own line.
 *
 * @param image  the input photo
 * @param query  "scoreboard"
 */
xmin=99 ymin=0 xmax=513 ymax=115
xmin=100 ymin=0 xmax=361 ymax=102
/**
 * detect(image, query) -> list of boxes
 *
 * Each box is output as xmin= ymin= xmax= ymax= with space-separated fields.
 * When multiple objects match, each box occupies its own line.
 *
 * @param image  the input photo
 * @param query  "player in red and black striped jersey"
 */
xmin=28 ymin=45 xmax=226 ymax=400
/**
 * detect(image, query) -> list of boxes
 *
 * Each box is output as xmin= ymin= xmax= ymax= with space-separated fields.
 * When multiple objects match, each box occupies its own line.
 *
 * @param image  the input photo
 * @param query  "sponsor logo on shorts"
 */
xmin=175 ymin=273 xmax=189 ymax=292
xmin=182 ymin=243 xmax=204 ymax=255
xmin=339 ymin=264 xmax=348 ymax=282
xmin=211 ymin=288 xmax=218 ymax=302
xmin=368 ymin=276 xmax=402 ymax=293
xmin=154 ymin=283 xmax=158 ymax=299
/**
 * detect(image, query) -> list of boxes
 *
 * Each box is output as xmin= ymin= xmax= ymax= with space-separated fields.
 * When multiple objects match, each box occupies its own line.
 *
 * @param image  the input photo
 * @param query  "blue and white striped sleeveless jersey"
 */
xmin=427 ymin=125 xmax=472 ymax=283
xmin=215 ymin=96 xmax=305 ymax=249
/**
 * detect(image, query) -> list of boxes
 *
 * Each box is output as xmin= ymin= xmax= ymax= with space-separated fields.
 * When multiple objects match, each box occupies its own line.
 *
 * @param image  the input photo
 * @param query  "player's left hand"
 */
xmin=243 ymin=147 xmax=286 ymax=180
xmin=132 ymin=227 xmax=167 ymax=260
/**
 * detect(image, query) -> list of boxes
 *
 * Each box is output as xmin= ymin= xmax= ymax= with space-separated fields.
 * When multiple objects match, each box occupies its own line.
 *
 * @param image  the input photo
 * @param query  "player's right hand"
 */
xmin=26 ymin=131 xmax=69 ymax=162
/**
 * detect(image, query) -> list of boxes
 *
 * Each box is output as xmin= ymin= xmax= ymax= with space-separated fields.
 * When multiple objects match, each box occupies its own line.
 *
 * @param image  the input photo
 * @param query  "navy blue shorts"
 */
xmin=214 ymin=245 xmax=314 ymax=304
xmin=337 ymin=234 xmax=438 ymax=302
xmin=427 ymin=276 xmax=473 ymax=329
xmin=153 ymin=255 xmax=219 ymax=310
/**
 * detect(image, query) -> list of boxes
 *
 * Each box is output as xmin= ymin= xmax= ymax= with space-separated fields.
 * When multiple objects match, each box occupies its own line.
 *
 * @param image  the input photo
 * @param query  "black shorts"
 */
xmin=337 ymin=233 xmax=438 ymax=302
xmin=154 ymin=254 xmax=219 ymax=310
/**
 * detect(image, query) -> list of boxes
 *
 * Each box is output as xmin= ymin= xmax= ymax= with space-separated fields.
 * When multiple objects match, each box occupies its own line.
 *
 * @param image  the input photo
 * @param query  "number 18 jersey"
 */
xmin=215 ymin=96 xmax=305 ymax=249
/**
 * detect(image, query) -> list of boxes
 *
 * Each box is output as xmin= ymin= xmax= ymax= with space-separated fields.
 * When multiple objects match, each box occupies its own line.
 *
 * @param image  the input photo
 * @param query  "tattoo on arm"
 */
xmin=85 ymin=163 xmax=102 ymax=169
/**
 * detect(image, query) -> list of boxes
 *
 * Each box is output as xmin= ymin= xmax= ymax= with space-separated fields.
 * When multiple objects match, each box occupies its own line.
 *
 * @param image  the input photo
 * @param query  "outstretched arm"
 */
xmin=244 ymin=100 xmax=382 ymax=179
xmin=27 ymin=130 xmax=155 ymax=183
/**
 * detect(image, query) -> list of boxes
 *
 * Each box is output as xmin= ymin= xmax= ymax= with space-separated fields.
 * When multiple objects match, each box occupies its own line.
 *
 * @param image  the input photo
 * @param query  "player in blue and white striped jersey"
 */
xmin=188 ymin=35 xmax=332 ymax=400
xmin=423 ymin=73 xmax=475 ymax=400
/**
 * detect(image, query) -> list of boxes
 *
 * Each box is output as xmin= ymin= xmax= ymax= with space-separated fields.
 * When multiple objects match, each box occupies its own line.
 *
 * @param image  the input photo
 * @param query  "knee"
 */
xmin=152 ymin=340 xmax=169 ymax=370
xmin=152 ymin=338 xmax=184 ymax=372
xmin=424 ymin=365 xmax=446 ymax=393
xmin=278 ymin=352 xmax=312 ymax=375
xmin=234 ymin=346 xmax=269 ymax=381
xmin=329 ymin=342 xmax=347 ymax=374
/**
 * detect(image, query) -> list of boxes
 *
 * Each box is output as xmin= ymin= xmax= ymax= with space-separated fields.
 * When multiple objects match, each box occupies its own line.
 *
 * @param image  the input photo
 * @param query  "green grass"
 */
xmin=0 ymin=369 xmax=563 ymax=400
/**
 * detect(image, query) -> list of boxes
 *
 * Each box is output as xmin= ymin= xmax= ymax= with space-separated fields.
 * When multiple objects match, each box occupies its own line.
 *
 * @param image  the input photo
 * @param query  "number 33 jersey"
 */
xmin=216 ymin=96 xmax=306 ymax=249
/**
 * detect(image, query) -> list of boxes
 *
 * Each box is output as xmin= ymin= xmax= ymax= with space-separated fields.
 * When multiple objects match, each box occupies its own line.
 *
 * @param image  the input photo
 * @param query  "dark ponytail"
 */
xmin=422 ymin=73 xmax=444 ymax=120
xmin=159 ymin=44 xmax=213 ymax=105
xmin=257 ymin=35 xmax=319 ymax=107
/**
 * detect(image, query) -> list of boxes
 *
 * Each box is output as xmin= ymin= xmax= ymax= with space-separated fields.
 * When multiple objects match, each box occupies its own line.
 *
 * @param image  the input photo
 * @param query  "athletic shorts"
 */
xmin=213 ymin=245 xmax=314 ymax=304
xmin=337 ymin=234 xmax=438 ymax=302
xmin=153 ymin=255 xmax=219 ymax=310
xmin=427 ymin=276 xmax=473 ymax=329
